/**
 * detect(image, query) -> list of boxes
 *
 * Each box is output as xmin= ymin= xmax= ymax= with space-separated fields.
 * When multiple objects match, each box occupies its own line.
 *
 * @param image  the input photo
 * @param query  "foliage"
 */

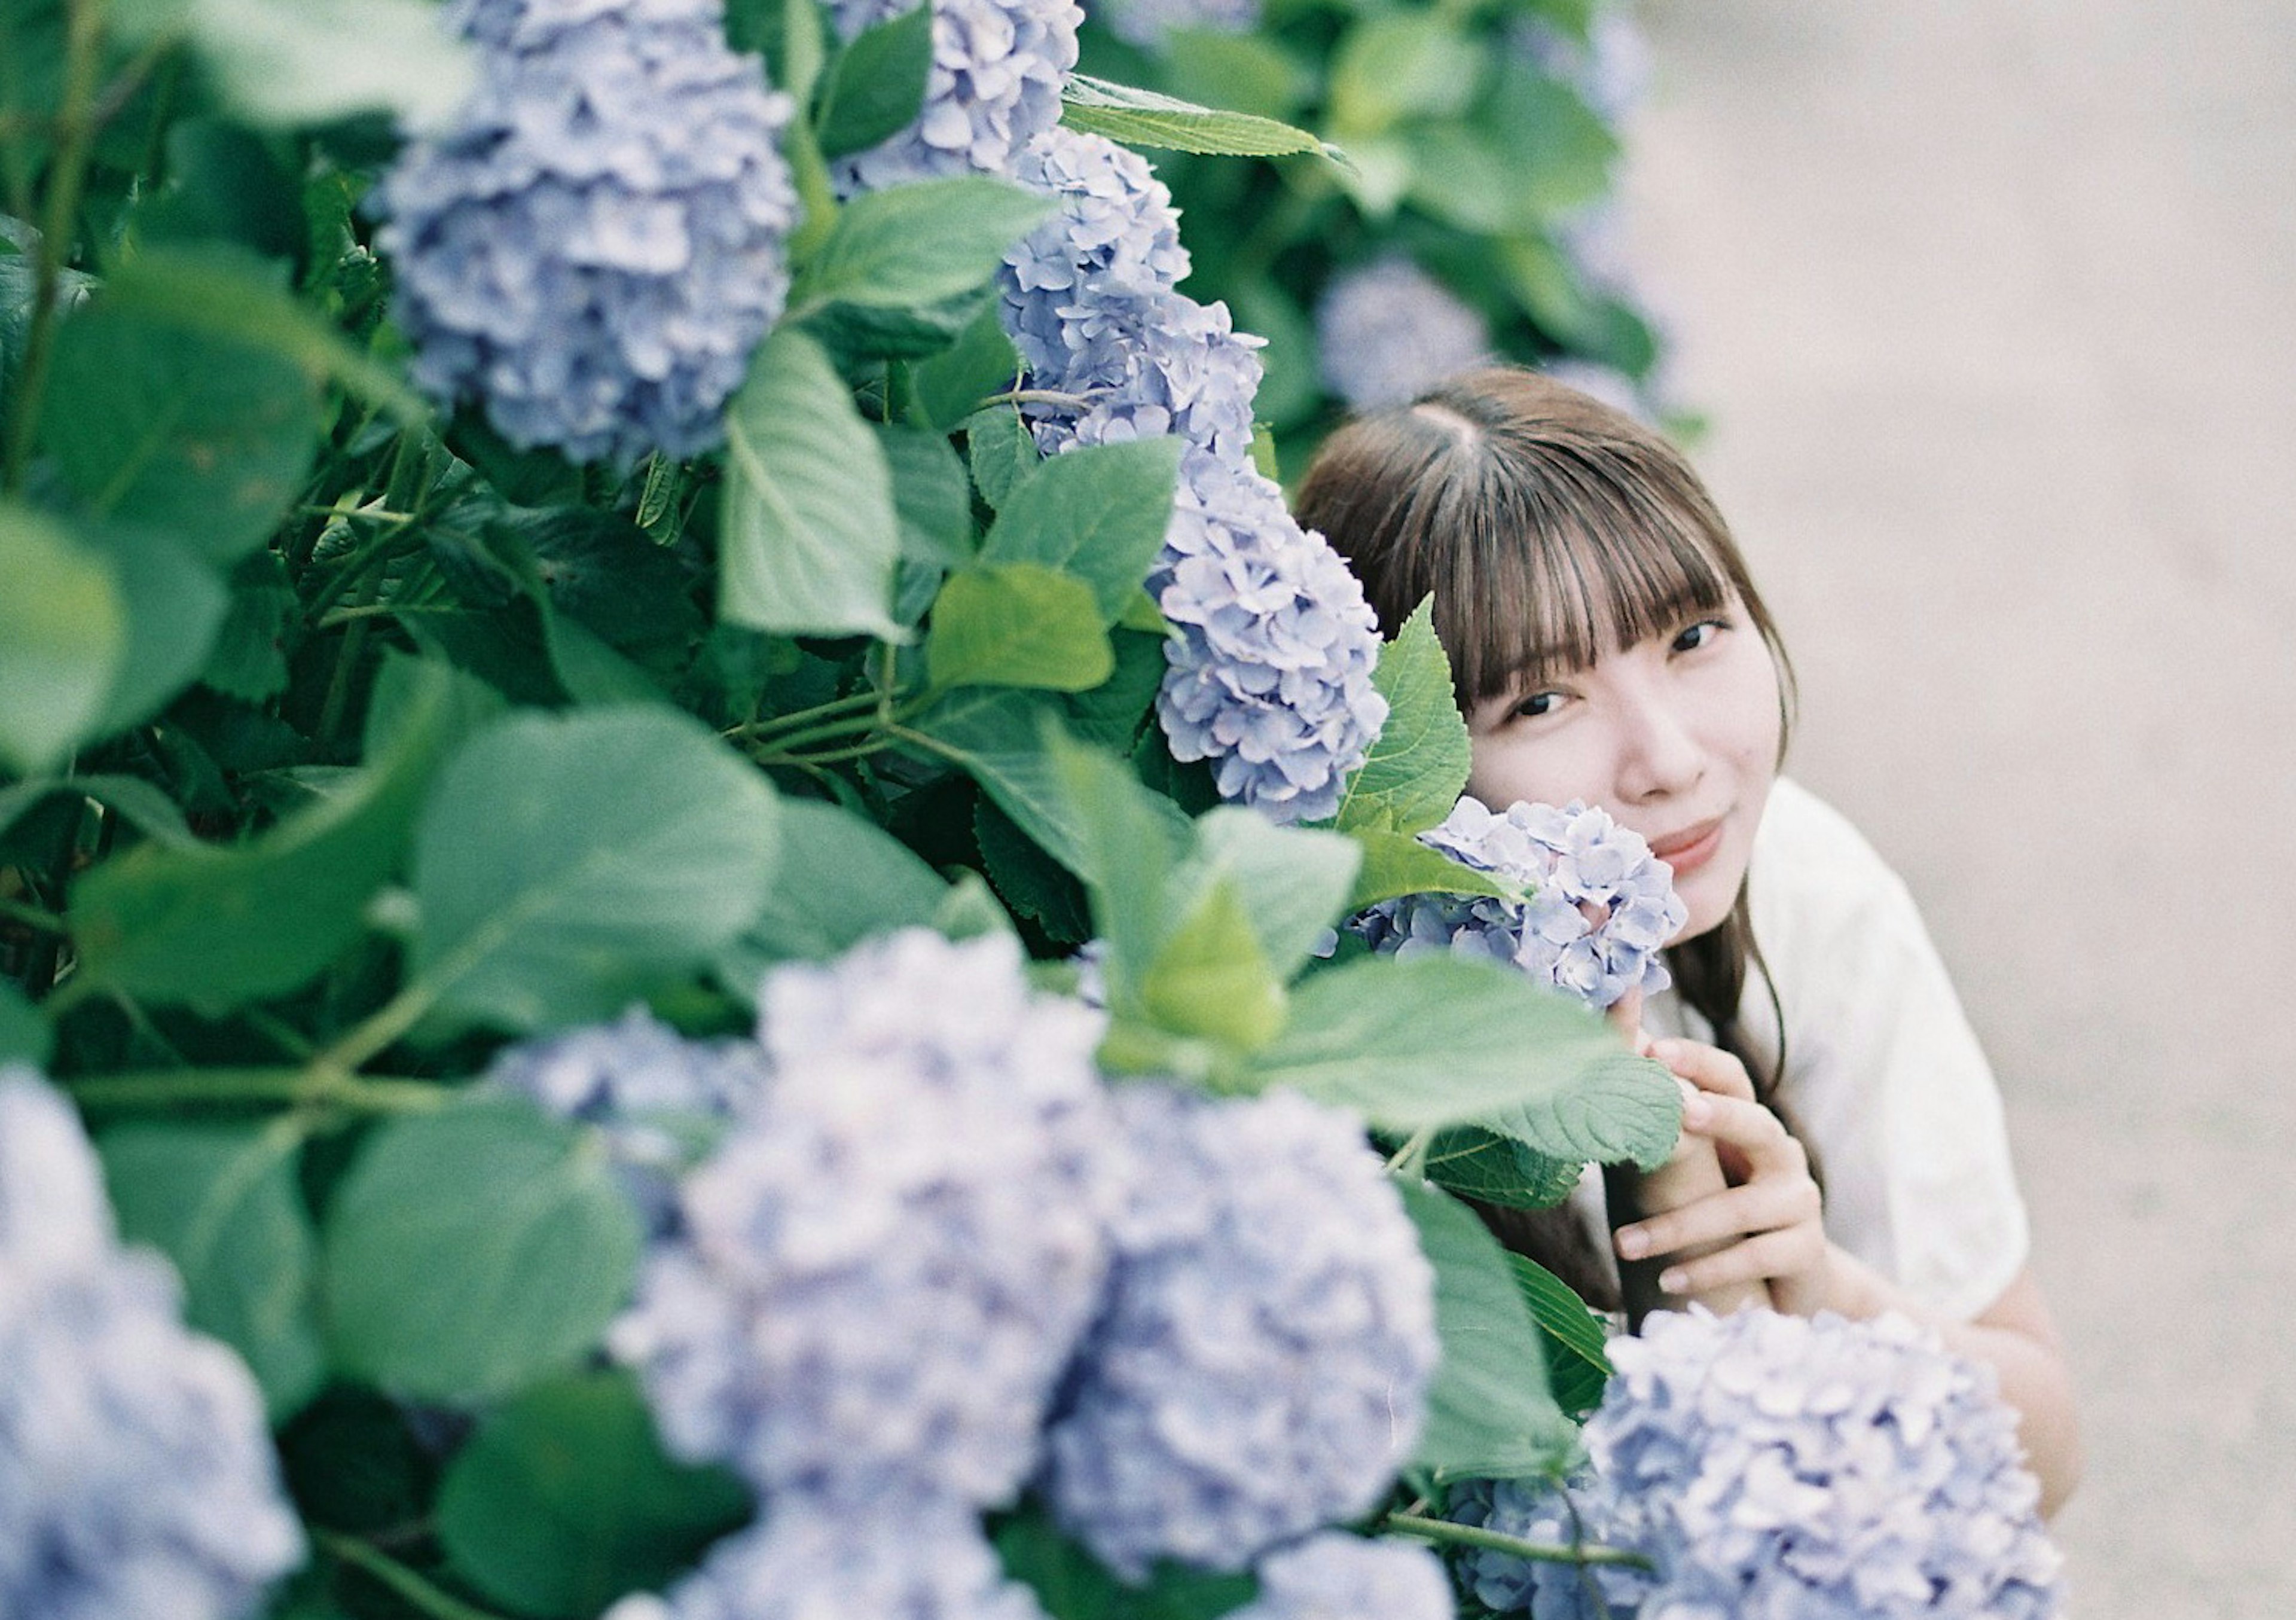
xmin=0 ymin=1 xmax=1683 ymax=1617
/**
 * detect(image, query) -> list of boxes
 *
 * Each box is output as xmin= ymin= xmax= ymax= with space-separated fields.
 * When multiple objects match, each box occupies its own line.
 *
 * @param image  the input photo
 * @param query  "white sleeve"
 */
xmin=1747 ymin=780 xmax=2031 ymax=1322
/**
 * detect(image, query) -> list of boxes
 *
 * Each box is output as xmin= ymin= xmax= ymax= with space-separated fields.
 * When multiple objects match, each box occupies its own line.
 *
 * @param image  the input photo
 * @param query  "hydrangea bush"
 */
xmin=0 ymin=1 xmax=2056 ymax=1618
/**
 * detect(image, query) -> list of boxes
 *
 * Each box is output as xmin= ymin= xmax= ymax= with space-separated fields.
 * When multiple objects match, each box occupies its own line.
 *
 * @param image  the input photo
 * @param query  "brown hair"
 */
xmin=1296 ymin=367 xmax=1801 ymax=1305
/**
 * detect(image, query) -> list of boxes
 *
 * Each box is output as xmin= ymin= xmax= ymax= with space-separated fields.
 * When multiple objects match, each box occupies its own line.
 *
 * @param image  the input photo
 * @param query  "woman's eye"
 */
xmin=1511 ymin=691 xmax=1565 ymax=721
xmin=1671 ymin=618 xmax=1727 ymax=654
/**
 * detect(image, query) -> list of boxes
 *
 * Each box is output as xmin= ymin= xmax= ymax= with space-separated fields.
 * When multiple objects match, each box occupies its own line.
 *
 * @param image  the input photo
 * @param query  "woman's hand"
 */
xmin=1613 ymin=1038 xmax=1832 ymax=1315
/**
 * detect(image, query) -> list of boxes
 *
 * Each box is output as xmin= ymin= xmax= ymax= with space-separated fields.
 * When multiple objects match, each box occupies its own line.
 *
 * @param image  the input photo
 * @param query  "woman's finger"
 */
xmin=1614 ymin=1176 xmax=1821 ymax=1262
xmin=1657 ymin=1224 xmax=1829 ymax=1298
xmin=1650 ymin=1036 xmax=1755 ymax=1101
xmin=1678 ymin=1091 xmax=1806 ymax=1179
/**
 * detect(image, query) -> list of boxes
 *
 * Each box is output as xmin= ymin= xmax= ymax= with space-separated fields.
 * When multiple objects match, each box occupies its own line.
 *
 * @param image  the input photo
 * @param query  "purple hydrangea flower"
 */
xmin=1351 ymin=797 xmax=1687 ymax=1011
xmin=1314 ymin=257 xmax=1491 ymax=412
xmin=1086 ymin=0 xmax=1259 ymax=48
xmin=1456 ymin=1308 xmax=2065 ymax=1619
xmin=1444 ymin=1474 xmax=1654 ymax=1620
xmin=377 ymin=0 xmax=797 ymax=465
xmin=604 ymin=1497 xmax=1051 ymax=1620
xmin=612 ymin=929 xmax=1119 ymax=1509
xmin=1000 ymin=129 xmax=1390 ymax=823
xmin=826 ymin=0 xmax=1082 ymax=194
xmin=0 ymin=1069 xmax=306 ymax=1620
xmin=1041 ymin=1083 xmax=1437 ymax=1577
xmin=1234 ymin=1533 xmax=1455 ymax=1620
xmin=485 ymin=1005 xmax=770 ymax=1235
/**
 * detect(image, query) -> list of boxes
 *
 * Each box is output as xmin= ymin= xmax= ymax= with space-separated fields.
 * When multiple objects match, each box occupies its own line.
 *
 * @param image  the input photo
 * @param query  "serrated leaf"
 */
xmin=978 ymin=435 xmax=1181 ymax=624
xmin=99 ymin=1121 xmax=323 ymax=1418
xmin=410 ymin=707 xmax=781 ymax=1032
xmin=928 ymin=563 xmax=1115 ymax=692
xmin=963 ymin=405 xmax=1040 ymax=511
xmin=975 ymin=795 xmax=1091 ymax=943
xmin=1506 ymin=1253 xmax=1612 ymax=1418
xmin=1244 ymin=955 xmax=1677 ymax=1164
xmin=720 ymin=327 xmax=902 ymax=639
xmin=1403 ymin=1180 xmax=1575 ymax=1478
xmin=323 ymin=1097 xmax=642 ymax=1402
xmin=879 ymin=422 xmax=973 ymax=568
xmin=790 ymin=177 xmax=1054 ymax=316
xmin=1334 ymin=597 xmax=1470 ymax=835
xmin=813 ymin=1 xmax=933 ymax=158
xmin=1422 ymin=1125 xmax=1584 ymax=1211
xmin=1345 ymin=827 xmax=1521 ymax=910
xmin=1060 ymin=74 xmax=1341 ymax=166
xmin=913 ymin=302 xmax=1022 ymax=431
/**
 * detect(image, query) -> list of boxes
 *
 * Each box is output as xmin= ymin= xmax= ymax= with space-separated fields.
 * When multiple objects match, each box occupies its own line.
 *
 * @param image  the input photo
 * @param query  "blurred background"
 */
xmin=1617 ymin=4 xmax=2296 ymax=1615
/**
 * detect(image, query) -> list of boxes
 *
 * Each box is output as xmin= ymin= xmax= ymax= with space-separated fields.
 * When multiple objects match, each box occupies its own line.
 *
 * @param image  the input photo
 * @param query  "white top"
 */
xmin=1598 ymin=777 xmax=2032 ymax=1322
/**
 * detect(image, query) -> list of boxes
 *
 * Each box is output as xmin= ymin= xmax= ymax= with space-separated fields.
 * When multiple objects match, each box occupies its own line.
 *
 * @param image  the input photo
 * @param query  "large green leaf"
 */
xmin=718 ymin=797 xmax=948 ymax=989
xmin=719 ymin=327 xmax=902 ymax=640
xmin=1506 ymin=1253 xmax=1612 ymax=1418
xmin=0 ymin=504 xmax=124 ymax=774
xmin=1187 ymin=807 xmax=1359 ymax=984
xmin=1333 ymin=597 xmax=1470 ymax=835
xmin=1244 ymin=955 xmax=1677 ymax=1163
xmin=962 ymin=405 xmax=1040 ymax=511
xmin=1326 ymin=15 xmax=1481 ymax=139
xmin=1344 ymin=827 xmax=1519 ymax=910
xmin=1421 ymin=1125 xmax=1583 ymax=1212
xmin=0 ymin=774 xmax=197 ymax=850
xmin=978 ymin=436 xmax=1181 ymax=623
xmin=87 ymin=525 xmax=230 ymax=735
xmin=812 ymin=2 xmax=933 ymax=159
xmin=410 ymin=707 xmax=781 ymax=1032
xmin=437 ymin=1371 xmax=749 ymax=1619
xmin=99 ymin=1120 xmax=323 ymax=1419
xmin=0 ymin=981 xmax=51 ymax=1065
xmin=1137 ymin=875 xmax=1286 ymax=1051
xmin=1402 ymin=1180 xmax=1574 ymax=1479
xmin=70 ymin=658 xmax=468 ymax=1014
xmin=788 ymin=178 xmax=1054 ymax=317
xmin=927 ymin=563 xmax=1115 ymax=692
xmin=1059 ymin=74 xmax=1336 ymax=164
xmin=1040 ymin=723 xmax=1187 ymax=1003
xmin=878 ymin=422 xmax=974 ymax=568
xmin=913 ymin=303 xmax=1022 ymax=431
xmin=323 ymin=1096 xmax=642 ymax=1402
xmin=129 ymin=0 xmax=477 ymax=132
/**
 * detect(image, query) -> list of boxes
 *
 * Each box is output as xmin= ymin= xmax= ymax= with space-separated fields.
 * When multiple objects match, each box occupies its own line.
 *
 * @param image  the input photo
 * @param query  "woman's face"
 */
xmin=1464 ymin=597 xmax=1784 ymax=941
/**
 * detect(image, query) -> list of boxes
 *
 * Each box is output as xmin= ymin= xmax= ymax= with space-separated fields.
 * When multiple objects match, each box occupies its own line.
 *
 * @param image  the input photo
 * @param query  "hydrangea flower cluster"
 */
xmin=612 ymin=929 xmax=1119 ymax=1509
xmin=1001 ymin=129 xmax=1390 ymax=822
xmin=377 ymin=0 xmax=798 ymax=465
xmin=825 ymin=0 xmax=1082 ymax=195
xmin=1232 ymin=1532 xmax=1455 ymax=1620
xmin=1445 ymin=1473 xmax=1654 ymax=1620
xmin=1314 ymin=257 xmax=1492 ymax=412
xmin=1042 ymin=1082 xmax=1439 ymax=1576
xmin=1351 ymin=797 xmax=1687 ymax=1011
xmin=1452 ymin=1308 xmax=2064 ymax=1619
xmin=0 ymin=1069 xmax=305 ymax=1620
xmin=1086 ymin=0 xmax=1259 ymax=48
xmin=486 ymin=1005 xmax=770 ymax=1234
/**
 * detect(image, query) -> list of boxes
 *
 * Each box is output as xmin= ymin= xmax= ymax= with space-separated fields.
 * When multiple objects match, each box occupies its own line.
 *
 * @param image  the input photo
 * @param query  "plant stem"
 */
xmin=732 ymin=685 xmax=894 ymax=742
xmin=1385 ymin=1124 xmax=1437 ymax=1177
xmin=317 ymin=1533 xmax=509 ymax=1620
xmin=63 ymin=1067 xmax=447 ymax=1113
xmin=1382 ymin=1513 xmax=1653 ymax=1571
xmin=0 ymin=895 xmax=68 ymax=934
xmin=312 ymin=975 xmax=444 ymax=1078
xmin=1 ymin=0 xmax=103 ymax=493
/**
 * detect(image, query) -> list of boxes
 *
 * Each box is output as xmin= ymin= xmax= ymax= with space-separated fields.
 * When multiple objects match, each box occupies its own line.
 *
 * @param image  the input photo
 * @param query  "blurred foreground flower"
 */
xmin=0 ymin=1070 xmax=304 ymax=1620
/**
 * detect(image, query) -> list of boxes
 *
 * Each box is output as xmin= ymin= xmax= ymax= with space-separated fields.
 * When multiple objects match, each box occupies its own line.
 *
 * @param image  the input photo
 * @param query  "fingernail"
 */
xmin=1681 ymin=1095 xmax=1712 ymax=1126
xmin=1617 ymin=1228 xmax=1648 ymax=1259
xmin=1659 ymin=1268 xmax=1687 ymax=1294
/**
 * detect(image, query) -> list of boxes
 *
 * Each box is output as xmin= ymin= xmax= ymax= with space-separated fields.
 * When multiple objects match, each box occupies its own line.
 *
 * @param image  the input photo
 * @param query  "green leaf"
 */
xmin=437 ymin=1371 xmax=749 ymax=1619
xmin=0 ymin=774 xmax=197 ymax=851
xmin=879 ymin=422 xmax=974 ymax=569
xmin=1326 ymin=14 xmax=1482 ymax=139
xmin=99 ymin=1120 xmax=323 ymax=1419
xmin=963 ymin=405 xmax=1040 ymax=511
xmin=1506 ymin=1253 xmax=1612 ymax=1418
xmin=39 ymin=289 xmax=320 ymax=562
xmin=912 ymin=301 xmax=1022 ymax=431
xmin=1421 ymin=1125 xmax=1584 ymax=1212
xmin=719 ymin=327 xmax=903 ymax=640
xmin=996 ymin=1506 xmax=1258 ymax=1620
xmin=1060 ymin=74 xmax=1339 ymax=164
xmin=1334 ymin=597 xmax=1470 ymax=834
xmin=1344 ymin=827 xmax=1520 ymax=910
xmin=323 ymin=1096 xmax=643 ymax=1402
xmin=1188 ymin=807 xmax=1359 ymax=983
xmin=1482 ymin=67 xmax=1617 ymax=221
xmin=70 ymin=658 xmax=469 ymax=1014
xmin=1040 ymin=722 xmax=1189 ymax=1002
xmin=87 ymin=525 xmax=231 ymax=735
xmin=790 ymin=178 xmax=1054 ymax=316
xmin=199 ymin=548 xmax=297 ymax=702
xmin=928 ymin=563 xmax=1115 ymax=692
xmin=410 ymin=707 xmax=781 ymax=1032
xmin=1402 ymin=1180 xmax=1574 ymax=1478
xmin=1137 ymin=876 xmax=1286 ymax=1051
xmin=718 ymin=797 xmax=948 ymax=987
xmin=1244 ymin=956 xmax=1677 ymax=1163
xmin=813 ymin=1 xmax=933 ymax=158
xmin=975 ymin=794 xmax=1091 ymax=944
xmin=0 ymin=980 xmax=51 ymax=1065
xmin=979 ymin=435 xmax=1181 ymax=623
xmin=0 ymin=504 xmax=124 ymax=774
xmin=147 ymin=0 xmax=477 ymax=133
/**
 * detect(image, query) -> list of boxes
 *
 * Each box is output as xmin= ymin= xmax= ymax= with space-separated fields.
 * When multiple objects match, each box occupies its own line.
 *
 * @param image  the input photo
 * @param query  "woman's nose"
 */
xmin=1613 ymin=691 xmax=1706 ymax=803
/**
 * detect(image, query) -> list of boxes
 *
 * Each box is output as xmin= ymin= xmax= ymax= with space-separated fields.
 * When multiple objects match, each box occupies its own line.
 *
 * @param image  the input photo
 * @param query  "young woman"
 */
xmin=1296 ymin=367 xmax=2083 ymax=1514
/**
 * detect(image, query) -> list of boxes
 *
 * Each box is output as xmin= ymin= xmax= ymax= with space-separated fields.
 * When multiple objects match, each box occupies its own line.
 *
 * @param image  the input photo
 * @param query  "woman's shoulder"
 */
xmin=1745 ymin=777 xmax=1926 ymax=983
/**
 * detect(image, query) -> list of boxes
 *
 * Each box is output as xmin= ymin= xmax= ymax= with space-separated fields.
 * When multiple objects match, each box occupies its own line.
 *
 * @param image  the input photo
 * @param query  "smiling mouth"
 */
xmin=1647 ymin=816 xmax=1727 ymax=872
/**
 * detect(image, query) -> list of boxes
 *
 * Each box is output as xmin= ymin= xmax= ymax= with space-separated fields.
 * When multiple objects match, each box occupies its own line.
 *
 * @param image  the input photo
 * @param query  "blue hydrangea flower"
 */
xmin=1443 ymin=1475 xmax=1654 ymax=1620
xmin=1314 ymin=257 xmax=1491 ymax=412
xmin=1234 ymin=1533 xmax=1455 ymax=1620
xmin=826 ymin=0 xmax=1082 ymax=194
xmin=612 ymin=929 xmax=1119 ymax=1509
xmin=604 ymin=1497 xmax=1051 ymax=1620
xmin=376 ymin=0 xmax=798 ymax=465
xmin=1507 ymin=10 xmax=1652 ymax=123
xmin=1457 ymin=1308 xmax=2065 ymax=1619
xmin=1351 ymin=797 xmax=1687 ymax=1011
xmin=0 ymin=1069 xmax=306 ymax=1620
xmin=486 ymin=1006 xmax=770 ymax=1235
xmin=1086 ymin=0 xmax=1259 ymax=48
xmin=1042 ymin=1083 xmax=1438 ymax=1577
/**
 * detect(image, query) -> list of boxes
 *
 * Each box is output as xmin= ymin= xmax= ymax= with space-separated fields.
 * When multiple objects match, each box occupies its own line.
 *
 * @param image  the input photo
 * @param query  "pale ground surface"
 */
xmin=1619 ymin=2 xmax=2296 ymax=1613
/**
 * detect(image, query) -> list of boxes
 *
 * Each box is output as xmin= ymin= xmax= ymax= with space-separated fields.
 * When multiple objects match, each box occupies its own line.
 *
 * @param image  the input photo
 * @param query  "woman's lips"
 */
xmin=1648 ymin=816 xmax=1726 ymax=877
